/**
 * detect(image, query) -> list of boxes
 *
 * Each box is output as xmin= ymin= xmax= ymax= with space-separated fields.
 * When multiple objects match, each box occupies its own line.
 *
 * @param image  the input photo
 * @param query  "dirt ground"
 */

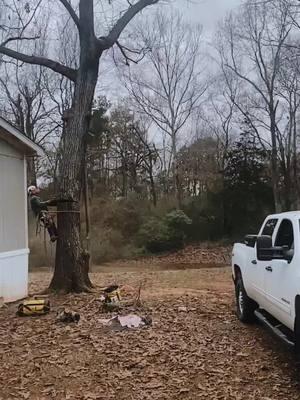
xmin=1 ymin=261 xmax=300 ymax=400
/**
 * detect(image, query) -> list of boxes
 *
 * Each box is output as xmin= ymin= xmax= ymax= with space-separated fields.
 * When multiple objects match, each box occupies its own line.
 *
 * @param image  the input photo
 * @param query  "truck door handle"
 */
xmin=251 ymin=260 xmax=257 ymax=265
xmin=265 ymin=266 xmax=273 ymax=272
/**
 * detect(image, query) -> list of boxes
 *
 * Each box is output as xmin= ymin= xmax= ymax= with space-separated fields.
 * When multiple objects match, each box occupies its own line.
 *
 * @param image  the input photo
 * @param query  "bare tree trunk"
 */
xmin=83 ymin=159 xmax=91 ymax=251
xmin=27 ymin=157 xmax=37 ymax=186
xmin=162 ymin=134 xmax=168 ymax=195
xmin=283 ymin=171 xmax=292 ymax=211
xmin=270 ymin=113 xmax=281 ymax=213
xmin=292 ymin=109 xmax=300 ymax=208
xmin=149 ymin=162 xmax=157 ymax=207
xmin=50 ymin=59 xmax=99 ymax=292
xmin=172 ymin=134 xmax=182 ymax=208
xmin=121 ymin=163 xmax=128 ymax=197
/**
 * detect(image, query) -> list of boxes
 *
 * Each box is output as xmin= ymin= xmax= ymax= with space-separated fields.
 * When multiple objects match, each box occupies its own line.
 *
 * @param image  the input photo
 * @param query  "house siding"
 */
xmin=0 ymin=138 xmax=27 ymax=252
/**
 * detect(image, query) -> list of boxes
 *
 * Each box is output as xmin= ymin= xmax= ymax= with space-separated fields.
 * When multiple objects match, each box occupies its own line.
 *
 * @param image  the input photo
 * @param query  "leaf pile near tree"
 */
xmin=1 ymin=267 xmax=300 ymax=400
xmin=146 ymin=244 xmax=231 ymax=266
xmin=109 ymin=244 xmax=232 ymax=268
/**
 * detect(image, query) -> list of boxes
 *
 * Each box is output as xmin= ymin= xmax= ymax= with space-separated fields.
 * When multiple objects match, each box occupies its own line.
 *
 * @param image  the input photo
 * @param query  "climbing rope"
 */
xmin=50 ymin=211 xmax=81 ymax=214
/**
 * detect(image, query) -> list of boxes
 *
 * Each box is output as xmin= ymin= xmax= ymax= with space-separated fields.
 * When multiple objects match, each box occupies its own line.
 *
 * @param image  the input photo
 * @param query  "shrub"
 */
xmin=183 ymin=194 xmax=225 ymax=241
xmin=137 ymin=218 xmax=168 ymax=253
xmin=137 ymin=210 xmax=191 ymax=253
xmin=164 ymin=209 xmax=192 ymax=231
xmin=91 ymin=227 xmax=125 ymax=264
xmin=93 ymin=195 xmax=149 ymax=237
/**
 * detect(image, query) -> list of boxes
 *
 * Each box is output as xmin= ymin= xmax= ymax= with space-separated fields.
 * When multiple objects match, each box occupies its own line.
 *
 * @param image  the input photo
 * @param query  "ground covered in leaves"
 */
xmin=1 ymin=262 xmax=300 ymax=399
xmin=107 ymin=244 xmax=231 ymax=269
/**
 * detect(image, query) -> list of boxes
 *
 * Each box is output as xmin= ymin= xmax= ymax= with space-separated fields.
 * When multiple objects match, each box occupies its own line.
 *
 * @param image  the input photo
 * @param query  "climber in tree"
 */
xmin=27 ymin=185 xmax=59 ymax=242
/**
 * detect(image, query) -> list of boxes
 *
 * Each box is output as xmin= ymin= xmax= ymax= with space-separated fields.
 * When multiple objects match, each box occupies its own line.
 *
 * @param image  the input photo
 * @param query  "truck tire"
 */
xmin=294 ymin=297 xmax=300 ymax=359
xmin=235 ymin=276 xmax=256 ymax=323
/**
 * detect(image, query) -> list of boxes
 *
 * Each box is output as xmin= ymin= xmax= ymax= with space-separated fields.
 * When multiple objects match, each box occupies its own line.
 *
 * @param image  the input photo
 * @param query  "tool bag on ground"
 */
xmin=17 ymin=298 xmax=50 ymax=316
xmin=103 ymin=285 xmax=121 ymax=303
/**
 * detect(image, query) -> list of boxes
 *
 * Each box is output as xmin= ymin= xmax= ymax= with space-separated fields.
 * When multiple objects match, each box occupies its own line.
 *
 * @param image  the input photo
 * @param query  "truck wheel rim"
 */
xmin=238 ymin=289 xmax=244 ymax=314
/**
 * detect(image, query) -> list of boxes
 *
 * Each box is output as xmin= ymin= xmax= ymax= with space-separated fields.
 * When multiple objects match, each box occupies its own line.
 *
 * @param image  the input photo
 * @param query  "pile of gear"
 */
xmin=100 ymin=285 xmax=122 ymax=311
xmin=98 ymin=284 xmax=152 ymax=330
xmin=16 ymin=283 xmax=151 ymax=331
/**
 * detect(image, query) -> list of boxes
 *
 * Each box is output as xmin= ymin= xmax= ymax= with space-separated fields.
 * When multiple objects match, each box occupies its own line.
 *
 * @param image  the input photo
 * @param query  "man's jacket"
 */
xmin=30 ymin=196 xmax=58 ymax=217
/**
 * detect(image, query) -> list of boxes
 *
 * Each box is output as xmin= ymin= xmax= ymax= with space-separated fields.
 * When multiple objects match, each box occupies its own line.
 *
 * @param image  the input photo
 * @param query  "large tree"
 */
xmin=123 ymin=10 xmax=205 ymax=207
xmin=218 ymin=0 xmax=294 ymax=212
xmin=0 ymin=63 xmax=60 ymax=185
xmin=0 ymin=0 xmax=159 ymax=292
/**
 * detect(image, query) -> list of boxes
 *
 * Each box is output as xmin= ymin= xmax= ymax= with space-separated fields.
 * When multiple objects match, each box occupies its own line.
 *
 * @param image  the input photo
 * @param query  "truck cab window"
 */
xmin=275 ymin=219 xmax=294 ymax=250
xmin=261 ymin=219 xmax=278 ymax=236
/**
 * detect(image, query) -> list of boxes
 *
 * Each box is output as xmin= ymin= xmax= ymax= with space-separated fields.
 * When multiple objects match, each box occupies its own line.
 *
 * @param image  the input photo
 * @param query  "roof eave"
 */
xmin=0 ymin=116 xmax=45 ymax=157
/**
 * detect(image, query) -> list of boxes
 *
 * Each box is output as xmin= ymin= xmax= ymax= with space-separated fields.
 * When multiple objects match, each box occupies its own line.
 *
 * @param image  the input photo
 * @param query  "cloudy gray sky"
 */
xmin=102 ymin=0 xmax=244 ymax=98
xmin=178 ymin=0 xmax=242 ymax=29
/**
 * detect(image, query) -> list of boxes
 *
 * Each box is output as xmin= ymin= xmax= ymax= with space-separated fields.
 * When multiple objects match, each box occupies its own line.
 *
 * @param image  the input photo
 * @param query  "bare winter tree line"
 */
xmin=1 ymin=0 xmax=300 ymax=291
xmin=215 ymin=0 xmax=300 ymax=212
xmin=85 ymin=0 xmax=300 ymax=214
xmin=0 ymin=0 xmax=163 ymax=292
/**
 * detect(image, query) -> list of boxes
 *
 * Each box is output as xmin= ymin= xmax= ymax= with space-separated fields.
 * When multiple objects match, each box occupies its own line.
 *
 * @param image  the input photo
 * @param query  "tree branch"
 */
xmin=58 ymin=0 xmax=80 ymax=31
xmin=115 ymin=41 xmax=145 ymax=66
xmin=0 ymin=35 xmax=41 ymax=47
xmin=0 ymin=46 xmax=77 ymax=81
xmin=98 ymin=0 xmax=158 ymax=49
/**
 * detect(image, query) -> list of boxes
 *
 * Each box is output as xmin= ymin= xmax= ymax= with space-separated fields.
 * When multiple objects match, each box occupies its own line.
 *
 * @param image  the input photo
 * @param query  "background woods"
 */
xmin=1 ymin=0 xmax=300 ymax=282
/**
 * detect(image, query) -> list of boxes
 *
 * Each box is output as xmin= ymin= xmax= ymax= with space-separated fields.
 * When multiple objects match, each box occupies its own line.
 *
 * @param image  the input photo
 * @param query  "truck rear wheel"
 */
xmin=294 ymin=297 xmax=300 ymax=359
xmin=235 ymin=276 xmax=256 ymax=323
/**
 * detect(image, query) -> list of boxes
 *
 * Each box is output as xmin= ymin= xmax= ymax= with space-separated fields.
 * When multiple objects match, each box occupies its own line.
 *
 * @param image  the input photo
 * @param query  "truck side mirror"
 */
xmin=257 ymin=235 xmax=273 ymax=261
xmin=244 ymin=235 xmax=258 ymax=248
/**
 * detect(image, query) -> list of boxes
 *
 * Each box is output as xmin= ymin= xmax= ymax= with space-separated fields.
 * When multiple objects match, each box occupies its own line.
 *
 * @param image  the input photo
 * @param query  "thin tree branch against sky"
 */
xmin=104 ymin=0 xmax=245 ymax=100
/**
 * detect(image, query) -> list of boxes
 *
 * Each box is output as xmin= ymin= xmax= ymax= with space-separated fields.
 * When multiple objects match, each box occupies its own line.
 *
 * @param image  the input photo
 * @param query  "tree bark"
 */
xmin=171 ymin=133 xmax=182 ymax=208
xmin=83 ymin=160 xmax=91 ymax=252
xmin=283 ymin=172 xmax=292 ymax=211
xmin=149 ymin=161 xmax=157 ymax=207
xmin=270 ymin=112 xmax=281 ymax=213
xmin=27 ymin=157 xmax=37 ymax=186
xmin=50 ymin=47 xmax=99 ymax=292
xmin=121 ymin=162 xmax=128 ymax=198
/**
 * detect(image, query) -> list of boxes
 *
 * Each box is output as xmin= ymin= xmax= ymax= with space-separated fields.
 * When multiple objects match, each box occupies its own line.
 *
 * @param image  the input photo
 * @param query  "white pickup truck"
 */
xmin=232 ymin=211 xmax=300 ymax=350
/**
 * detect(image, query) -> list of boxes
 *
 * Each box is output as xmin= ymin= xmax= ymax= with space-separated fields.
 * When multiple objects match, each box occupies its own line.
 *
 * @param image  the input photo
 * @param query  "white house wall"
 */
xmin=0 ymin=138 xmax=26 ymax=252
xmin=0 ymin=249 xmax=29 ymax=301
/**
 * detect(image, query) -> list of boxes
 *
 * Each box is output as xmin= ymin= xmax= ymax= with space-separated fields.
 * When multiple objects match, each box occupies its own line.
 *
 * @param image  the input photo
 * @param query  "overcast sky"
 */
xmin=102 ymin=0 xmax=244 ymax=99
xmin=177 ymin=0 xmax=242 ymax=29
